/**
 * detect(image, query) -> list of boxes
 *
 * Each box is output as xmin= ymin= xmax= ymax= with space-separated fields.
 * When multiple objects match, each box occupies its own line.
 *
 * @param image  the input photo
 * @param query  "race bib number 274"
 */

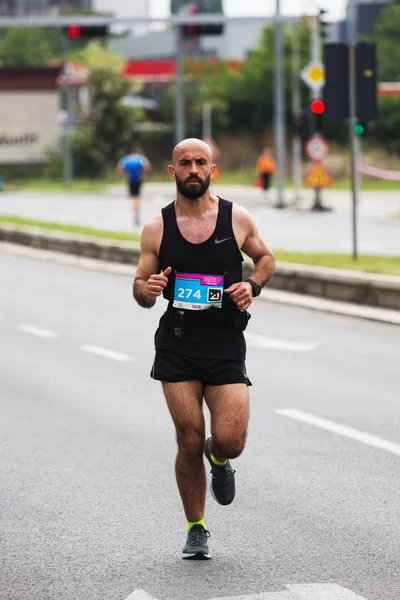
xmin=173 ymin=272 xmax=224 ymax=310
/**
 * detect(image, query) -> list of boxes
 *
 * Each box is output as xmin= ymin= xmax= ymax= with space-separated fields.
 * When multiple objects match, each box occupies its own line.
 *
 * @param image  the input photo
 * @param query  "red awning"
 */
xmin=122 ymin=59 xmax=176 ymax=82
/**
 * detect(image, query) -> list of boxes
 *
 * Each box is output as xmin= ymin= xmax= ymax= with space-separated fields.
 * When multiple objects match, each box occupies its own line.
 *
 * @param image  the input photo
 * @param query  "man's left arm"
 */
xmin=241 ymin=220 xmax=275 ymax=289
xmin=225 ymin=208 xmax=275 ymax=310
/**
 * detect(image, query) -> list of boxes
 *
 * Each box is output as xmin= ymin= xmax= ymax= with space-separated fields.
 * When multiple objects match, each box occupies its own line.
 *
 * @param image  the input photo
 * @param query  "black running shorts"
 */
xmin=128 ymin=179 xmax=142 ymax=196
xmin=151 ymin=349 xmax=252 ymax=386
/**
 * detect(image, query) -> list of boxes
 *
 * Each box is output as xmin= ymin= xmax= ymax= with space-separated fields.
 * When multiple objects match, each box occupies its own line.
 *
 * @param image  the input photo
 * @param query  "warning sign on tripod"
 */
xmin=304 ymin=163 xmax=333 ymax=188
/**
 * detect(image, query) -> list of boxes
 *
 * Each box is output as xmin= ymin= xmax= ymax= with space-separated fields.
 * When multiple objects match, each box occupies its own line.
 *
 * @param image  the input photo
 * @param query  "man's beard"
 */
xmin=175 ymin=173 xmax=211 ymax=200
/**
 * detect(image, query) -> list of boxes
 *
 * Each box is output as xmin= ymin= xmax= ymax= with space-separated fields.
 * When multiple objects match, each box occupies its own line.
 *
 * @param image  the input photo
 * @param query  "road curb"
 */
xmin=1 ymin=223 xmax=399 ymax=314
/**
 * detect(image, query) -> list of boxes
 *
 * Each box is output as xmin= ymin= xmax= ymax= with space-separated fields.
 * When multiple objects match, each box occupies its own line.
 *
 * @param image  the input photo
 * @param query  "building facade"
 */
xmin=0 ymin=0 xmax=92 ymax=15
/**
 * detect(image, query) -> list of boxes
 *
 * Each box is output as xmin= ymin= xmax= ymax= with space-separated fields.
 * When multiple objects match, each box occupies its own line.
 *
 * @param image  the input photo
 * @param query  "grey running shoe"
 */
xmin=182 ymin=525 xmax=211 ymax=560
xmin=204 ymin=436 xmax=236 ymax=506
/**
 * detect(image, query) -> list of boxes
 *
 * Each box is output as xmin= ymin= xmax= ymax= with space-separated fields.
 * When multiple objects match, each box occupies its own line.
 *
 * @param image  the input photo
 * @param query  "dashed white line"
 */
xmin=124 ymin=590 xmax=158 ymax=600
xmin=80 ymin=345 xmax=133 ymax=362
xmin=18 ymin=324 xmax=58 ymax=338
xmin=287 ymin=583 xmax=368 ymax=599
xmin=275 ymin=409 xmax=400 ymax=457
xmin=246 ymin=333 xmax=319 ymax=352
xmin=124 ymin=584 xmax=368 ymax=600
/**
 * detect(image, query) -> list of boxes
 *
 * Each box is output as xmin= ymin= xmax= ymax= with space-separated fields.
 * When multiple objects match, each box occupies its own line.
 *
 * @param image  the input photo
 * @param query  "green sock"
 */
xmin=187 ymin=518 xmax=206 ymax=532
xmin=210 ymin=453 xmax=228 ymax=466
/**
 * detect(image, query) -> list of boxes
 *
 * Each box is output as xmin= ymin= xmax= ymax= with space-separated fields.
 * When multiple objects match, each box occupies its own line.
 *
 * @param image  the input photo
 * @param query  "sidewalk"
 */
xmin=0 ymin=184 xmax=399 ymax=256
xmin=106 ymin=182 xmax=400 ymax=218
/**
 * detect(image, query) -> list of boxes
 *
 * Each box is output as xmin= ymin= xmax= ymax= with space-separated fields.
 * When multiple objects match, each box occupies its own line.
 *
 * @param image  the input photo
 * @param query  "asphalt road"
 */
xmin=0 ymin=183 xmax=400 ymax=255
xmin=1 ymin=251 xmax=400 ymax=600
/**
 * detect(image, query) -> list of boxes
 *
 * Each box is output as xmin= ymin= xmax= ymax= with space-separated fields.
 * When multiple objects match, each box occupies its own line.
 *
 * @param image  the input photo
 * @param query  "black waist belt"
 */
xmin=168 ymin=307 xmax=251 ymax=339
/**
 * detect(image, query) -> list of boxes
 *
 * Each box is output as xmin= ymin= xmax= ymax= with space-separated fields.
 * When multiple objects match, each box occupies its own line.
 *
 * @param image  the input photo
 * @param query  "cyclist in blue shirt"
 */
xmin=118 ymin=144 xmax=151 ymax=227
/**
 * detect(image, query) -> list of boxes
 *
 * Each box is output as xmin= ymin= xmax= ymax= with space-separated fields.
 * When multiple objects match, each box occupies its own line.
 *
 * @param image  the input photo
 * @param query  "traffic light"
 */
xmin=182 ymin=23 xmax=224 ymax=38
xmin=63 ymin=25 xmax=109 ymax=40
xmin=323 ymin=42 xmax=377 ymax=123
xmin=293 ymin=111 xmax=310 ymax=142
xmin=354 ymin=121 xmax=367 ymax=136
xmin=318 ymin=9 xmax=330 ymax=40
xmin=355 ymin=43 xmax=377 ymax=122
xmin=310 ymin=99 xmax=325 ymax=133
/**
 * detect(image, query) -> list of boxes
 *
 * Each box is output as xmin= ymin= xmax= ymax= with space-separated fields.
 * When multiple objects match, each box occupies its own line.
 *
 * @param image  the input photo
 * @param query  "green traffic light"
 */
xmin=354 ymin=123 xmax=365 ymax=136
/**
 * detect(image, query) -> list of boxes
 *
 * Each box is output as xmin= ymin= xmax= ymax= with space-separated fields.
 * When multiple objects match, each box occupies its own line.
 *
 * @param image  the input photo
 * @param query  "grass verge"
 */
xmin=1 ymin=215 xmax=399 ymax=276
xmin=3 ymin=172 xmax=400 ymax=192
xmin=274 ymin=251 xmax=400 ymax=277
xmin=0 ymin=216 xmax=141 ymax=242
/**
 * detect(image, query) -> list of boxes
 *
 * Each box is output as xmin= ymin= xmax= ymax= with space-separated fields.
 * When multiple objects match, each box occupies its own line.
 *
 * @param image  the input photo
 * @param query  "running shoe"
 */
xmin=182 ymin=525 xmax=211 ymax=560
xmin=204 ymin=436 xmax=236 ymax=506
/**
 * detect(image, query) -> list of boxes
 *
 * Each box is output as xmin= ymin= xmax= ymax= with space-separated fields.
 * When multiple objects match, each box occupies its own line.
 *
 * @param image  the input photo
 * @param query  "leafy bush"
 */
xmin=375 ymin=95 xmax=400 ymax=153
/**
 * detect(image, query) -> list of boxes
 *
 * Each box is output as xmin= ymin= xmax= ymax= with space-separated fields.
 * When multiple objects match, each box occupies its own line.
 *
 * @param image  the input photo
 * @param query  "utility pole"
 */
xmin=274 ymin=0 xmax=286 ymax=208
xmin=202 ymin=101 xmax=212 ymax=140
xmin=175 ymin=25 xmax=185 ymax=144
xmin=347 ymin=1 xmax=359 ymax=260
xmin=291 ymin=22 xmax=302 ymax=202
xmin=61 ymin=34 xmax=73 ymax=189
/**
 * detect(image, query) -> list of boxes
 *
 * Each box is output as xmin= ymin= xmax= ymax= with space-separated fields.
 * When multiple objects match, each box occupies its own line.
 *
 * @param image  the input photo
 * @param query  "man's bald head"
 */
xmin=172 ymin=138 xmax=213 ymax=164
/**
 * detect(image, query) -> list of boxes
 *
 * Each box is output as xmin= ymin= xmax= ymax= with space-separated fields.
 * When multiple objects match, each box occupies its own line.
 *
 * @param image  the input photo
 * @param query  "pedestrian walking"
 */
xmin=117 ymin=144 xmax=151 ymax=228
xmin=133 ymin=138 xmax=275 ymax=560
xmin=256 ymin=147 xmax=276 ymax=195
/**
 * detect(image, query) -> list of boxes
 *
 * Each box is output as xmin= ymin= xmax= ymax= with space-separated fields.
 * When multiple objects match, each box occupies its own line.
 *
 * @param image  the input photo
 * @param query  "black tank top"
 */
xmin=154 ymin=197 xmax=247 ymax=360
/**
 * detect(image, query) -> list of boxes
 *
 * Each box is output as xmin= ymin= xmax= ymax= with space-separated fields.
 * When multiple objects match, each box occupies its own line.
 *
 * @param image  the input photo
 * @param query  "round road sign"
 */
xmin=305 ymin=136 xmax=329 ymax=162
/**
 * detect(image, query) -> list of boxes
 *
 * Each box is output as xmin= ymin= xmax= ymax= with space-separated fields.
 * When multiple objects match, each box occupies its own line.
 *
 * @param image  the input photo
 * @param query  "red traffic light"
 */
xmin=66 ymin=25 xmax=82 ymax=39
xmin=311 ymin=100 xmax=325 ymax=114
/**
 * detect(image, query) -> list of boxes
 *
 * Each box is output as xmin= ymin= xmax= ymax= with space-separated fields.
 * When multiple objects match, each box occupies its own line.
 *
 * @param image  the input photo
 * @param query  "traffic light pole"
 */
xmin=347 ymin=1 xmax=359 ymax=261
xmin=310 ymin=14 xmax=328 ymax=211
xmin=291 ymin=22 xmax=302 ymax=202
xmin=175 ymin=25 xmax=185 ymax=144
xmin=274 ymin=0 xmax=286 ymax=209
xmin=348 ymin=42 xmax=358 ymax=260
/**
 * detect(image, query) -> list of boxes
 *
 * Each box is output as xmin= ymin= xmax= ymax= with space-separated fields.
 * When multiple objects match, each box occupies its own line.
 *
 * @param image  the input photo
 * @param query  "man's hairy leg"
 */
xmin=132 ymin=195 xmax=140 ymax=224
xmin=162 ymin=380 xmax=206 ymax=522
xmin=204 ymin=383 xmax=249 ymax=462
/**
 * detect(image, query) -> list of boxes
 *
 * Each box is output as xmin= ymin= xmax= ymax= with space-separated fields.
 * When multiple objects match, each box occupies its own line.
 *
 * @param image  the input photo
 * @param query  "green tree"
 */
xmin=374 ymin=4 xmax=400 ymax=81
xmin=184 ymin=24 xmax=310 ymax=137
xmin=375 ymin=95 xmax=400 ymax=152
xmin=0 ymin=27 xmax=63 ymax=66
xmin=71 ymin=42 xmax=143 ymax=178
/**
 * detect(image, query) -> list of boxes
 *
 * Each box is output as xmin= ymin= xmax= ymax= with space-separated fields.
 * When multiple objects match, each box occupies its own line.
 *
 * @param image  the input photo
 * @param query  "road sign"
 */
xmin=304 ymin=163 xmax=333 ymax=188
xmin=301 ymin=60 xmax=325 ymax=91
xmin=305 ymin=136 xmax=329 ymax=161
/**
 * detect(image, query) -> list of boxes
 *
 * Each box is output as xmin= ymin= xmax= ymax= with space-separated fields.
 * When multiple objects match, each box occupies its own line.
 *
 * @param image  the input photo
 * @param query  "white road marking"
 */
xmin=80 ymin=345 xmax=133 ymax=362
xmin=124 ymin=590 xmax=158 ymax=600
xmin=246 ymin=332 xmax=319 ymax=352
xmin=275 ymin=409 xmax=400 ymax=457
xmin=287 ymin=583 xmax=368 ymax=599
xmin=125 ymin=584 xmax=369 ymax=600
xmin=18 ymin=324 xmax=58 ymax=338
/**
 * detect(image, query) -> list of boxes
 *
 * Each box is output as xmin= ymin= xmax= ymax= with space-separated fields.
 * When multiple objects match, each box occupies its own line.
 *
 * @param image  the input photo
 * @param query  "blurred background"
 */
xmin=0 ymin=0 xmax=397 ymax=188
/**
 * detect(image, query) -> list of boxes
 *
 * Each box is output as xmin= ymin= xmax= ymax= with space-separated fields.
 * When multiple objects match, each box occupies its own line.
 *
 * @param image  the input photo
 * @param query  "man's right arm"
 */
xmin=133 ymin=217 xmax=171 ymax=308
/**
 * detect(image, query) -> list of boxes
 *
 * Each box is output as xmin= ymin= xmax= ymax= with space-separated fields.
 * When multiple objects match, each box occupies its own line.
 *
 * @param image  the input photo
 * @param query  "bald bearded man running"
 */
xmin=133 ymin=138 xmax=275 ymax=560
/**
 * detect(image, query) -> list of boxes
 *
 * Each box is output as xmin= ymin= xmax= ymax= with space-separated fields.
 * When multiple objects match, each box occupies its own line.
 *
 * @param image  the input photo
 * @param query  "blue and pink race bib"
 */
xmin=173 ymin=272 xmax=224 ymax=310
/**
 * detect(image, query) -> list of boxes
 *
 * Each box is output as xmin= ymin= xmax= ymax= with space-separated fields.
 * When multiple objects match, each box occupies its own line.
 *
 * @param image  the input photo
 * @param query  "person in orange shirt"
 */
xmin=256 ymin=147 xmax=276 ymax=193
